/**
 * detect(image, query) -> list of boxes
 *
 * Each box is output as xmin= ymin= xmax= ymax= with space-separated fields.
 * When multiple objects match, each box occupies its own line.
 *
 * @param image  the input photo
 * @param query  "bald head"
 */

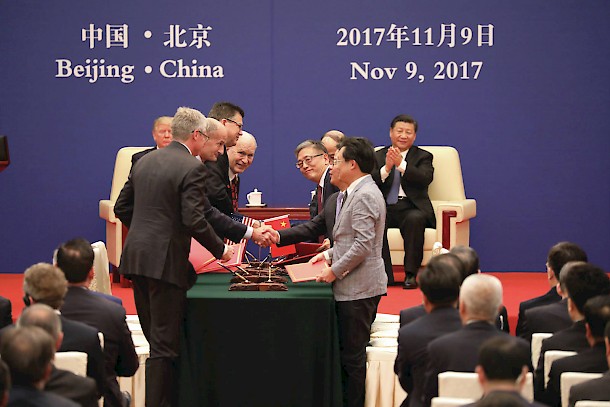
xmin=227 ymin=131 xmax=257 ymax=175
xmin=198 ymin=118 xmax=227 ymax=162
xmin=321 ymin=130 xmax=345 ymax=161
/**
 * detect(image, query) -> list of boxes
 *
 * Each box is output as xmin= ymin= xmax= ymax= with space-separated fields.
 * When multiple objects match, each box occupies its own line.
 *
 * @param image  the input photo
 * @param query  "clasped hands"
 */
xmin=384 ymin=146 xmax=403 ymax=172
xmin=251 ymin=225 xmax=279 ymax=247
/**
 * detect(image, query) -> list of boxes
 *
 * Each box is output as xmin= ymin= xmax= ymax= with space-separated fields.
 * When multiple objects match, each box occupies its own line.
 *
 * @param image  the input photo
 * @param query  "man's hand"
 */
xmin=385 ymin=146 xmax=402 ymax=172
xmin=220 ymin=245 xmax=235 ymax=262
xmin=252 ymin=225 xmax=278 ymax=247
xmin=315 ymin=265 xmax=336 ymax=283
xmin=317 ymin=238 xmax=331 ymax=251
xmin=309 ymin=252 xmax=326 ymax=264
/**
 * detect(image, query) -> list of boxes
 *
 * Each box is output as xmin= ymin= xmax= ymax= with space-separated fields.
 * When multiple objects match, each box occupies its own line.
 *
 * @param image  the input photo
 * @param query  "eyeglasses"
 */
xmin=332 ymin=159 xmax=345 ymax=166
xmin=195 ymin=129 xmax=209 ymax=141
xmin=296 ymin=153 xmax=324 ymax=169
xmin=225 ymin=117 xmax=243 ymax=130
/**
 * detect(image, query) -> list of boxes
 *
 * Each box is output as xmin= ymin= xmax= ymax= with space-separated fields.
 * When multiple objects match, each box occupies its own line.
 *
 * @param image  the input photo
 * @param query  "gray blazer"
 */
xmin=326 ymin=175 xmax=387 ymax=301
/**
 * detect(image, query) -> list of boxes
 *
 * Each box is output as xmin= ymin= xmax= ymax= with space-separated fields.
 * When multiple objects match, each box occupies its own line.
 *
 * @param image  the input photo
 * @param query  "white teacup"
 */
xmin=247 ymin=189 xmax=262 ymax=205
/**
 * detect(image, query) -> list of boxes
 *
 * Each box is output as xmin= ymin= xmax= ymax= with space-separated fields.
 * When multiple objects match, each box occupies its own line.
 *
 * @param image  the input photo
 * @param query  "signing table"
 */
xmin=178 ymin=273 xmax=343 ymax=407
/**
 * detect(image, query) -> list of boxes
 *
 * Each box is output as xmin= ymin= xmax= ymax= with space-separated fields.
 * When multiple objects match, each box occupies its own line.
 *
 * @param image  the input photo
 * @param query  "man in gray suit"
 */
xmin=276 ymin=137 xmax=388 ymax=407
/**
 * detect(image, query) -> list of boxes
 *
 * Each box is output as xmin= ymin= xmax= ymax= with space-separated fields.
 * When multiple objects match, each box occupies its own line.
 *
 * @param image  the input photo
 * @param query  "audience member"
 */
xmin=205 ymin=131 xmax=257 ymax=216
xmin=207 ymin=101 xmax=244 ymax=148
xmin=131 ymin=116 xmax=173 ymax=166
xmin=22 ymin=262 xmax=105 ymax=397
xmin=568 ymin=319 xmax=610 ymax=407
xmin=371 ymin=114 xmax=435 ymax=288
xmin=543 ymin=292 xmax=610 ymax=407
xmin=423 ymin=274 xmax=524 ymax=406
xmin=320 ymin=130 xmax=345 ymax=162
xmin=0 ymin=296 xmax=11 ymax=330
xmin=17 ymin=304 xmax=98 ymax=407
xmin=533 ymin=261 xmax=610 ymax=400
xmin=56 ymin=238 xmax=137 ymax=407
xmin=394 ymin=253 xmax=463 ymax=407
xmin=516 ymin=242 xmax=587 ymax=338
xmin=277 ymin=137 xmax=387 ymax=407
xmin=0 ymin=359 xmax=9 ymax=407
xmin=465 ymin=336 xmax=546 ymax=407
xmin=1 ymin=326 xmax=78 ymax=406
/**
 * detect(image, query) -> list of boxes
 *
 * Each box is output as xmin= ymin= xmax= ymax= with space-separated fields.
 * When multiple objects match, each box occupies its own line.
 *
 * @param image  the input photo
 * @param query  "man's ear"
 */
xmin=475 ymin=365 xmax=486 ymax=387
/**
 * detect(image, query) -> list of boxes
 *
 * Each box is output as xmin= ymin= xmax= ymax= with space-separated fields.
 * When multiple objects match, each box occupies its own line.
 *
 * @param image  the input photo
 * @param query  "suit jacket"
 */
xmin=280 ymin=175 xmax=388 ymax=301
xmin=394 ymin=306 xmax=462 ymax=407
xmin=8 ymin=384 xmax=79 ymax=407
xmin=61 ymin=286 xmax=138 ymax=407
xmin=400 ymin=303 xmax=510 ymax=333
xmin=130 ymin=146 xmax=156 ymax=166
xmin=522 ymin=299 xmax=571 ymax=342
xmin=46 ymin=366 xmax=99 ymax=407
xmin=423 ymin=321 xmax=517 ymax=406
xmin=309 ymin=169 xmax=339 ymax=219
xmin=464 ymin=390 xmax=547 ymax=407
xmin=371 ymin=145 xmax=436 ymax=228
xmin=568 ymin=371 xmax=610 ymax=407
xmin=516 ymin=287 xmax=561 ymax=338
xmin=205 ymin=151 xmax=236 ymax=216
xmin=533 ymin=320 xmax=588 ymax=401
xmin=544 ymin=342 xmax=608 ymax=407
xmin=91 ymin=291 xmax=123 ymax=306
xmin=115 ymin=141 xmax=234 ymax=290
xmin=59 ymin=315 xmax=105 ymax=397
xmin=0 ymin=295 xmax=12 ymax=329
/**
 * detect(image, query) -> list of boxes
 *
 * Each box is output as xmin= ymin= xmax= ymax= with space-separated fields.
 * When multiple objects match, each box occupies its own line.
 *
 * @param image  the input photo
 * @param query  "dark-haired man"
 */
xmin=207 ymin=101 xmax=244 ymax=148
xmin=372 ymin=114 xmax=435 ymax=288
xmin=275 ymin=137 xmax=387 ymax=407
xmin=57 ymin=238 xmax=138 ymax=407
xmin=516 ymin=242 xmax=588 ymax=338
xmin=394 ymin=253 xmax=463 ymax=407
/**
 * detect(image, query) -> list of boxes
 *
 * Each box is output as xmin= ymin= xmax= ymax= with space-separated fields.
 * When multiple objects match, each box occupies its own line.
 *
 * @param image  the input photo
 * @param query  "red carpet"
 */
xmin=1 ymin=272 xmax=549 ymax=335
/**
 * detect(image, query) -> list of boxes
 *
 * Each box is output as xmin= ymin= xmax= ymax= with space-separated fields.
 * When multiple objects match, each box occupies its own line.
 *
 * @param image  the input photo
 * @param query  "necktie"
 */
xmin=386 ymin=168 xmax=401 ymax=205
xmin=230 ymin=177 xmax=239 ymax=212
xmin=335 ymin=191 xmax=347 ymax=221
xmin=316 ymin=185 xmax=323 ymax=213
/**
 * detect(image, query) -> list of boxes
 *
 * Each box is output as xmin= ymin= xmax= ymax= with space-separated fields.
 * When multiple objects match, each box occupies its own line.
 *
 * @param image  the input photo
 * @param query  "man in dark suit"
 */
xmin=423 ymin=274 xmax=522 ymax=407
xmin=371 ymin=114 xmax=435 ymax=289
xmin=544 ymin=293 xmax=610 ymax=407
xmin=516 ymin=242 xmax=588 ymax=338
xmin=533 ymin=261 xmax=610 ymax=401
xmin=394 ymin=253 xmax=463 ymax=407
xmin=131 ymin=116 xmax=173 ymax=166
xmin=205 ymin=131 xmax=257 ymax=216
xmin=465 ymin=336 xmax=547 ymax=407
xmin=17 ymin=304 xmax=98 ymax=407
xmin=0 ymin=296 xmax=11 ymax=329
xmin=276 ymin=137 xmax=388 ymax=407
xmin=568 ymin=320 xmax=610 ymax=407
xmin=1 ymin=326 xmax=79 ymax=407
xmin=56 ymin=239 xmax=138 ymax=407
xmin=22 ymin=262 xmax=105 ymax=398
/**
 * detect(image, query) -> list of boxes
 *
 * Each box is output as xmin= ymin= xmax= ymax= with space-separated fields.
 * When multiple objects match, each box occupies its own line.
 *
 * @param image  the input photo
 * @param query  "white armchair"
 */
xmin=99 ymin=147 xmax=148 ymax=273
xmin=383 ymin=146 xmax=476 ymax=280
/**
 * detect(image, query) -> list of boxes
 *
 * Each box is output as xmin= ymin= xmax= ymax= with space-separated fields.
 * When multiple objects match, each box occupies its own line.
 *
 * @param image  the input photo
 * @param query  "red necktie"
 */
xmin=230 ymin=177 xmax=239 ymax=212
xmin=316 ymin=185 xmax=323 ymax=213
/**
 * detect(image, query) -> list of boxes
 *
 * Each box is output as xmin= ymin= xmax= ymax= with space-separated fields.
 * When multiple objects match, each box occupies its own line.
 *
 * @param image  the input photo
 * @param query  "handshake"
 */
xmin=251 ymin=224 xmax=279 ymax=248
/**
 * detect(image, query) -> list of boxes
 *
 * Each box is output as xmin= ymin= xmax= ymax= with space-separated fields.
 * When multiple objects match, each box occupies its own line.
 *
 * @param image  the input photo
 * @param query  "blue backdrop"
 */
xmin=1 ymin=0 xmax=609 ymax=273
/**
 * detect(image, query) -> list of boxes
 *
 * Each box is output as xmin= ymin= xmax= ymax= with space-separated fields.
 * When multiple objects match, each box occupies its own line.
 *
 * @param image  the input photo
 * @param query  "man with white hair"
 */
xmin=205 ymin=130 xmax=257 ymax=216
xmin=422 ymin=274 xmax=527 ymax=406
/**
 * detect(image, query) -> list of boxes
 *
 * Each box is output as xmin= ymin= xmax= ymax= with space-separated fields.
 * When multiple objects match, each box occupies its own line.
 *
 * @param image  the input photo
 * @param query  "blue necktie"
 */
xmin=335 ymin=191 xmax=346 ymax=221
xmin=386 ymin=168 xmax=401 ymax=205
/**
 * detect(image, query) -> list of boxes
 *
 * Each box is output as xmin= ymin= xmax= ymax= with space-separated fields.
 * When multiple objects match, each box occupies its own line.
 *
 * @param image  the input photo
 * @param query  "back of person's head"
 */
xmin=207 ymin=101 xmax=244 ymax=120
xmin=0 ymin=326 xmax=54 ymax=386
xmin=55 ymin=237 xmax=94 ymax=283
xmin=583 ymin=294 xmax=610 ymax=339
xmin=23 ymin=262 xmax=67 ymax=309
xmin=560 ymin=261 xmax=610 ymax=314
xmin=478 ymin=336 xmax=529 ymax=382
xmin=17 ymin=303 xmax=62 ymax=342
xmin=171 ymin=106 xmax=206 ymax=141
xmin=460 ymin=274 xmax=503 ymax=322
xmin=450 ymin=245 xmax=480 ymax=280
xmin=337 ymin=137 xmax=375 ymax=174
xmin=0 ymin=359 xmax=10 ymax=407
xmin=419 ymin=254 xmax=462 ymax=306
xmin=294 ymin=139 xmax=327 ymax=158
xmin=547 ymin=242 xmax=587 ymax=280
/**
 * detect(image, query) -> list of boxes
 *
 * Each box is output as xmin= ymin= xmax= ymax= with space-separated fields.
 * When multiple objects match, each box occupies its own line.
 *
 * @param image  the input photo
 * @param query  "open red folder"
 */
xmin=189 ymin=239 xmax=245 ymax=273
xmin=285 ymin=260 xmax=327 ymax=283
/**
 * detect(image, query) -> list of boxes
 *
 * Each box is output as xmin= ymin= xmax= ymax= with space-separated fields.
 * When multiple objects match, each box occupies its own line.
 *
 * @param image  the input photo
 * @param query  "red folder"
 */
xmin=285 ymin=260 xmax=327 ymax=283
xmin=189 ymin=239 xmax=245 ymax=273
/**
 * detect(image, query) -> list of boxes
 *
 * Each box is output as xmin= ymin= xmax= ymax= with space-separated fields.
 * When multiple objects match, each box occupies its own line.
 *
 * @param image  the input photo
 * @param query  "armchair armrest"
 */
xmin=99 ymin=200 xmax=117 ymax=223
xmin=436 ymin=199 xmax=476 ymax=222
